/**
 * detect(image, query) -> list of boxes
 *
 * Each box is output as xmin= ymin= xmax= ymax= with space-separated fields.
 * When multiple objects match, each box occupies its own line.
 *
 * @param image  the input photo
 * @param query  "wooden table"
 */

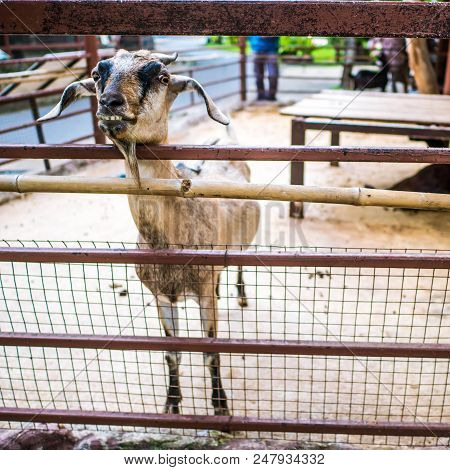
xmin=281 ymin=90 xmax=450 ymax=217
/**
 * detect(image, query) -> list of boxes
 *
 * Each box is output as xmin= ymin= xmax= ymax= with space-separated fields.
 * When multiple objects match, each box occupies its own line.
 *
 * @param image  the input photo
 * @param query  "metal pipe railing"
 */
xmin=1 ymin=1 xmax=447 ymax=37
xmin=0 ymin=247 xmax=448 ymax=269
xmin=1 ymin=332 xmax=449 ymax=358
xmin=1 ymin=144 xmax=449 ymax=164
xmin=1 ymin=408 xmax=448 ymax=437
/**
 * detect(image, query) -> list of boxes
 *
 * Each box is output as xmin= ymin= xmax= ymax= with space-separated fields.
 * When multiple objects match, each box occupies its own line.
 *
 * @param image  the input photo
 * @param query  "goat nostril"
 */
xmin=100 ymin=93 xmax=125 ymax=108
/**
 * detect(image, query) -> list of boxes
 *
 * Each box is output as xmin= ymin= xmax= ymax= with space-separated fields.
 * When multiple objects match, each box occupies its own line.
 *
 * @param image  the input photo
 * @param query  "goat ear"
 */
xmin=169 ymin=75 xmax=229 ymax=125
xmin=37 ymin=78 xmax=96 ymax=122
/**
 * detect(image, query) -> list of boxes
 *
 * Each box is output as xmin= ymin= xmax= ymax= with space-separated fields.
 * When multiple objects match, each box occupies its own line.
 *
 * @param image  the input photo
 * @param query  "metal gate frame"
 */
xmin=0 ymin=0 xmax=449 ymax=440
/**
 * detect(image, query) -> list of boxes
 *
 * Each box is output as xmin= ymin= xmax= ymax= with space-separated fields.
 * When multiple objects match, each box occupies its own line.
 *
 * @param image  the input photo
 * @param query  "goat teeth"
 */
xmin=98 ymin=115 xmax=123 ymax=121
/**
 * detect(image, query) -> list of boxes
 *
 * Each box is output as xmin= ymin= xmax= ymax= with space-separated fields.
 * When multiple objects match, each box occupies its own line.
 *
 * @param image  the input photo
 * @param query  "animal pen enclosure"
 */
xmin=0 ymin=0 xmax=450 ymax=449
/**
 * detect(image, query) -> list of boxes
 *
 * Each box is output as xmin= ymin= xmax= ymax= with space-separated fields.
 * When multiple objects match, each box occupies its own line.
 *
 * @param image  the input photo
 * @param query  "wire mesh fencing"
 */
xmin=0 ymin=240 xmax=449 ymax=448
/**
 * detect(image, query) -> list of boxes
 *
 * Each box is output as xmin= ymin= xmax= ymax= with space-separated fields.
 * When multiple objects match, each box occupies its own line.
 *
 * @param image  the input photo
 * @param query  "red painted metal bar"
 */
xmin=1 ymin=145 xmax=449 ymax=164
xmin=0 ymin=247 xmax=448 ymax=269
xmin=84 ymin=36 xmax=105 ymax=145
xmin=0 ymin=407 xmax=448 ymax=436
xmin=1 ymin=1 xmax=448 ymax=37
xmin=0 ymin=333 xmax=448 ymax=358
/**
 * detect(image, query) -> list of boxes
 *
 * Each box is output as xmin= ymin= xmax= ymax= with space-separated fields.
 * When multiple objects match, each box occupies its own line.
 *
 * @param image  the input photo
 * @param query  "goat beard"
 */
xmin=111 ymin=139 xmax=141 ymax=186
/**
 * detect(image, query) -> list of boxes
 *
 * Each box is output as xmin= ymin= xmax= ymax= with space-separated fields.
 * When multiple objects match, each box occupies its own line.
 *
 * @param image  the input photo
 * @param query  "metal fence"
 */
xmin=0 ymin=0 xmax=449 ymax=448
xmin=0 ymin=241 xmax=449 ymax=447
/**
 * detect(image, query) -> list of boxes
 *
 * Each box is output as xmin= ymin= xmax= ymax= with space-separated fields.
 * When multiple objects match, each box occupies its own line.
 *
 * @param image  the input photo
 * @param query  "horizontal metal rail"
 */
xmin=297 ymin=119 xmax=450 ymax=140
xmin=1 ymin=145 xmax=449 ymax=164
xmin=0 ymin=407 xmax=448 ymax=436
xmin=1 ymin=1 xmax=448 ymax=37
xmin=0 ymin=247 xmax=449 ymax=269
xmin=0 ymin=175 xmax=449 ymax=211
xmin=0 ymin=108 xmax=91 ymax=135
xmin=0 ymin=333 xmax=448 ymax=358
xmin=0 ymin=52 xmax=89 ymax=66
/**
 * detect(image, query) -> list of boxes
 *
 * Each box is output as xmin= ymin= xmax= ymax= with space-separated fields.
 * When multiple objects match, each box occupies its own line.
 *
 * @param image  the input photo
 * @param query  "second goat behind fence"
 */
xmin=39 ymin=49 xmax=261 ymax=416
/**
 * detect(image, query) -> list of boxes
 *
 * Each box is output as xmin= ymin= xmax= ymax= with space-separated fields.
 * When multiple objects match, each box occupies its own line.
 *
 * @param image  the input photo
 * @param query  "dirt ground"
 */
xmin=0 ymin=105 xmax=449 ymax=448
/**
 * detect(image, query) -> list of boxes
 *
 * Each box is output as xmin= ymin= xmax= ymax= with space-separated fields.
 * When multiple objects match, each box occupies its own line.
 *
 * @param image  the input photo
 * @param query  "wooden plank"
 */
xmin=289 ymin=101 xmax=450 ymax=121
xmin=307 ymin=95 xmax=450 ymax=109
xmin=320 ymin=90 xmax=449 ymax=101
xmin=282 ymin=100 xmax=448 ymax=117
xmin=281 ymin=102 xmax=450 ymax=126
xmin=0 ymin=1 xmax=448 ymax=37
xmin=297 ymin=97 xmax=449 ymax=111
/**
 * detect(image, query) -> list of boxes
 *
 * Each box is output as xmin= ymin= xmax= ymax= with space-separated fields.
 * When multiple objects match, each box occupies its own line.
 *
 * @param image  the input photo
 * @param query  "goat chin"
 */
xmin=111 ymin=139 xmax=141 ymax=186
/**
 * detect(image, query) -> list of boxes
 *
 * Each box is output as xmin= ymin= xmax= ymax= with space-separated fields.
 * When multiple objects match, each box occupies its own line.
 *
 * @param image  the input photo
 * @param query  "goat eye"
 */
xmin=92 ymin=71 xmax=100 ymax=82
xmin=159 ymin=75 xmax=170 ymax=86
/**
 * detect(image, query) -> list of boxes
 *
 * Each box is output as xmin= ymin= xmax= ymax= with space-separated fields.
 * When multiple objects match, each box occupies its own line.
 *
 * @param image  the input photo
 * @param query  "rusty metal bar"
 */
xmin=0 ymin=247 xmax=448 ymax=269
xmin=1 ymin=1 xmax=448 ymax=37
xmin=28 ymin=96 xmax=51 ymax=171
xmin=444 ymin=45 xmax=450 ymax=95
xmin=84 ymin=36 xmax=105 ymax=145
xmin=1 ymin=145 xmax=449 ymax=164
xmin=297 ymin=118 xmax=450 ymax=140
xmin=0 ymin=332 xmax=448 ymax=358
xmin=0 ymin=407 xmax=448 ymax=436
xmin=290 ymin=118 xmax=306 ymax=218
xmin=239 ymin=36 xmax=247 ymax=101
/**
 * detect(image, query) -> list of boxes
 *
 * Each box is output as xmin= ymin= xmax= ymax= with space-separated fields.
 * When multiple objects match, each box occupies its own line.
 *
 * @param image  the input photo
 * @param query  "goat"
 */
xmin=352 ymin=53 xmax=388 ymax=91
xmin=39 ymin=49 xmax=260 ymax=416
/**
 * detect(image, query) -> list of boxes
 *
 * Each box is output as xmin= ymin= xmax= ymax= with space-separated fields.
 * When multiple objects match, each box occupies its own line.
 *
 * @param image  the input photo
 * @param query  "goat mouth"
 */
xmin=97 ymin=113 xmax=136 ymax=123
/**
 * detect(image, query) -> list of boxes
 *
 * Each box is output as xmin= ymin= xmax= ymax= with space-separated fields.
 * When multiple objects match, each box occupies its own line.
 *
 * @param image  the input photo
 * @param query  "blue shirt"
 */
xmin=248 ymin=37 xmax=279 ymax=54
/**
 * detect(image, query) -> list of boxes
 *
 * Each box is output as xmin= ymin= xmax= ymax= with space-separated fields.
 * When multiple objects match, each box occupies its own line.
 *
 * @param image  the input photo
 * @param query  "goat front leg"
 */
xmin=236 ymin=266 xmax=248 ymax=307
xmin=199 ymin=283 xmax=230 ymax=416
xmin=156 ymin=297 xmax=182 ymax=414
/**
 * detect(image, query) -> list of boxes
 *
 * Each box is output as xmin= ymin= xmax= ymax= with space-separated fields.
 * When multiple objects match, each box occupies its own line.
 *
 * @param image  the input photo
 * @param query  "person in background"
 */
xmin=249 ymin=36 xmax=280 ymax=101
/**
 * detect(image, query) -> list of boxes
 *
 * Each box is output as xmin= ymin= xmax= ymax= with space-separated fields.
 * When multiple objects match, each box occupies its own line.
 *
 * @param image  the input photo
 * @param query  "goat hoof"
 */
xmin=164 ymin=401 xmax=181 ymax=414
xmin=238 ymin=298 xmax=248 ymax=308
xmin=214 ymin=406 xmax=230 ymax=417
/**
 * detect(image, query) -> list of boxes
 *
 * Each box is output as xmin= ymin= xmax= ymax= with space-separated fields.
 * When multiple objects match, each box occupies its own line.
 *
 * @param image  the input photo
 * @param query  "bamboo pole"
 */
xmin=1 ymin=174 xmax=449 ymax=211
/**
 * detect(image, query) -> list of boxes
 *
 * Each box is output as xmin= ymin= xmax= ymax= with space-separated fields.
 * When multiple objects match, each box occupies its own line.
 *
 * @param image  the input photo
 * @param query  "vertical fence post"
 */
xmin=3 ymin=35 xmax=12 ymax=57
xmin=330 ymin=131 xmax=340 ymax=167
xmin=239 ymin=36 xmax=247 ymax=102
xmin=341 ymin=38 xmax=355 ymax=89
xmin=290 ymin=118 xmax=306 ymax=219
xmin=29 ymin=97 xmax=51 ymax=171
xmin=84 ymin=35 xmax=105 ymax=144
xmin=444 ymin=45 xmax=450 ymax=95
